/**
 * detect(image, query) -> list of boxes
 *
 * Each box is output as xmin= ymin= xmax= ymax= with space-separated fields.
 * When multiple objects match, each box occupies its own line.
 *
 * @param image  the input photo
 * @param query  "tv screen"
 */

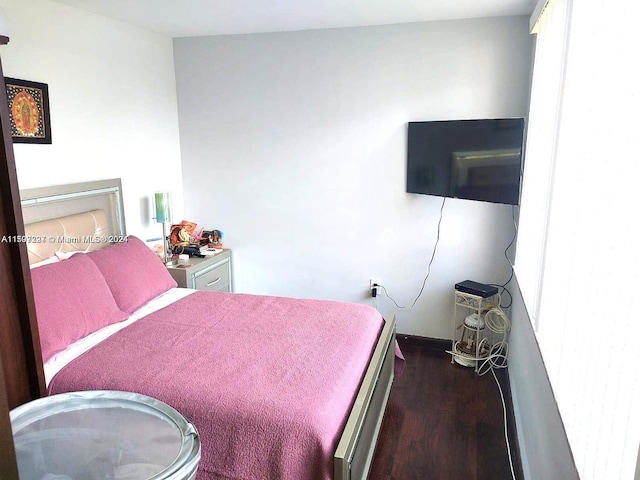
xmin=406 ymin=118 xmax=525 ymax=205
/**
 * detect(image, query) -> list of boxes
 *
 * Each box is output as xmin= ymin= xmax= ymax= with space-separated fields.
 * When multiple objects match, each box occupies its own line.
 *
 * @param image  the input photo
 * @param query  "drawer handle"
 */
xmin=206 ymin=277 xmax=222 ymax=287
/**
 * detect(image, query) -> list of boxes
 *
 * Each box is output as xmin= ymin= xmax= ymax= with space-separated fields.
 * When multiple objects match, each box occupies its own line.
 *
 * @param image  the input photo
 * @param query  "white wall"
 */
xmin=175 ymin=17 xmax=533 ymax=337
xmin=0 ymin=0 xmax=183 ymax=240
xmin=508 ymin=281 xmax=578 ymax=479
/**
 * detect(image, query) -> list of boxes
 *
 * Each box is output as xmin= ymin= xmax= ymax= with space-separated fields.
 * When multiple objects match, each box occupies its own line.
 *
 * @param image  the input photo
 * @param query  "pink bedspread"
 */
xmin=48 ymin=291 xmax=385 ymax=480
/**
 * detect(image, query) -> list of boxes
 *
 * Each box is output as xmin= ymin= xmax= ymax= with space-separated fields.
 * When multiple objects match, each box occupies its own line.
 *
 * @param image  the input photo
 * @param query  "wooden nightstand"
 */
xmin=166 ymin=249 xmax=232 ymax=292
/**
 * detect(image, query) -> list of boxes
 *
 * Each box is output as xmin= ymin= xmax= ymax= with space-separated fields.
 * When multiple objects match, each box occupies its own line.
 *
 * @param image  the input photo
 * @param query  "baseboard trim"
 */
xmin=396 ymin=334 xmax=450 ymax=351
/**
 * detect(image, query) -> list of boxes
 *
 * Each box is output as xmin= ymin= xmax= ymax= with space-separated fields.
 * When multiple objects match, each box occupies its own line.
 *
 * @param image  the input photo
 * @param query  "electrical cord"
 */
xmin=375 ymin=198 xmax=518 ymax=475
xmin=446 ymin=305 xmax=511 ymax=373
xmin=374 ymin=199 xmax=517 ymax=475
xmin=481 ymin=306 xmax=515 ymax=480
xmin=493 ymin=366 xmax=517 ymax=480
xmin=372 ymin=197 xmax=517 ymax=475
xmin=476 ymin=307 xmax=510 ymax=374
xmin=379 ymin=197 xmax=446 ymax=309
xmin=492 ymin=279 xmax=513 ymax=310
xmin=491 ymin=205 xmax=518 ymax=309
xmin=378 ymin=200 xmax=516 ymax=310
xmin=503 ymin=205 xmax=518 ymax=269
xmin=447 ymin=304 xmax=516 ymax=480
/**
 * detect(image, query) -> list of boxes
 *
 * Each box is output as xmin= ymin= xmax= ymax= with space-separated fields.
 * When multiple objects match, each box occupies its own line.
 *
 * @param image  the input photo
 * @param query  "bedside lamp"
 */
xmin=154 ymin=192 xmax=173 ymax=265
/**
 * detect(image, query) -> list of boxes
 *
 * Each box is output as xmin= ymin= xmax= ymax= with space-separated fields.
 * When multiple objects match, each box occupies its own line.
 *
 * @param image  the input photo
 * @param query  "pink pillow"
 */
xmin=86 ymin=235 xmax=177 ymax=313
xmin=31 ymin=254 xmax=129 ymax=362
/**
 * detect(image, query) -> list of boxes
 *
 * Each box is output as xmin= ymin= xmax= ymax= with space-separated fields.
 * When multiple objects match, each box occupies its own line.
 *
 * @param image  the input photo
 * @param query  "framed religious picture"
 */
xmin=4 ymin=77 xmax=52 ymax=144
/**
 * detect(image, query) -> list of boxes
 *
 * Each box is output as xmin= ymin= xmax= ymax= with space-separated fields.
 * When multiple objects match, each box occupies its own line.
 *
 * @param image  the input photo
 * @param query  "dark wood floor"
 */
xmin=369 ymin=336 xmax=521 ymax=480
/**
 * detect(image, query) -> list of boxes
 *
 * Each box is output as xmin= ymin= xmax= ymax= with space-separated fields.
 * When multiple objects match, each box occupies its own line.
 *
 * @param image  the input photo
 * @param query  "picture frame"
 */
xmin=4 ymin=77 xmax=52 ymax=144
xmin=144 ymin=237 xmax=166 ymax=261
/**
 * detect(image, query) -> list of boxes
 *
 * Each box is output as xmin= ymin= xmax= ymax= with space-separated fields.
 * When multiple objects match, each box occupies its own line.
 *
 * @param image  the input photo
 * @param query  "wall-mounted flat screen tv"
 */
xmin=406 ymin=118 xmax=525 ymax=205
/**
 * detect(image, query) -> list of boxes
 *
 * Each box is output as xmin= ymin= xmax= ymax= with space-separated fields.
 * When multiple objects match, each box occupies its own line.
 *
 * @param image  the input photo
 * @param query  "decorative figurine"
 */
xmin=202 ymin=229 xmax=223 ymax=249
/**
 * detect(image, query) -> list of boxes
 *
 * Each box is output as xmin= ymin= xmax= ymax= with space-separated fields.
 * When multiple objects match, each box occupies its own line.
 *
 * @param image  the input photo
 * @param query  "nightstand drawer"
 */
xmin=194 ymin=261 xmax=230 ymax=292
xmin=166 ymin=249 xmax=233 ymax=291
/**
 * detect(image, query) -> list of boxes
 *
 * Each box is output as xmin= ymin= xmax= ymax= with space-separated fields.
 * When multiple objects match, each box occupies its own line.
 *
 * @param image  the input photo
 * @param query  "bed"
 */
xmin=20 ymin=179 xmax=400 ymax=480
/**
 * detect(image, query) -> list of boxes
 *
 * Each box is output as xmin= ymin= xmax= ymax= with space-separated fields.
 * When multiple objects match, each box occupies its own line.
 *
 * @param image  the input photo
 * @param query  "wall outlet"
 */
xmin=369 ymin=278 xmax=380 ymax=297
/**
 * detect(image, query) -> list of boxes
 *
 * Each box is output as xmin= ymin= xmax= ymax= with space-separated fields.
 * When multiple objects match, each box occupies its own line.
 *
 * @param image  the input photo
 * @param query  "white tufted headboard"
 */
xmin=20 ymin=179 xmax=126 ymax=265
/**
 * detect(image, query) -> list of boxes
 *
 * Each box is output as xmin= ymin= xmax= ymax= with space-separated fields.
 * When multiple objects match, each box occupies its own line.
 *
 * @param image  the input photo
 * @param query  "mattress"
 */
xmin=47 ymin=290 xmax=384 ymax=480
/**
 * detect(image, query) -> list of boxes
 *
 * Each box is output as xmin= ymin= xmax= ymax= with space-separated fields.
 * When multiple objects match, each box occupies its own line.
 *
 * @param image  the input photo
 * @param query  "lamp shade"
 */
xmin=154 ymin=192 xmax=172 ymax=224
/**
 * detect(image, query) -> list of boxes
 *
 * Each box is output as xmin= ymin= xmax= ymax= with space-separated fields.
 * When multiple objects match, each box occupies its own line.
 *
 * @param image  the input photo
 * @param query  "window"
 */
xmin=516 ymin=0 xmax=640 ymax=478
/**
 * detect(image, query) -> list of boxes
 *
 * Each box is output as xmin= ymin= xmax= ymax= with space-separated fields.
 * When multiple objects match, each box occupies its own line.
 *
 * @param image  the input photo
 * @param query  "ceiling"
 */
xmin=52 ymin=0 xmax=536 ymax=38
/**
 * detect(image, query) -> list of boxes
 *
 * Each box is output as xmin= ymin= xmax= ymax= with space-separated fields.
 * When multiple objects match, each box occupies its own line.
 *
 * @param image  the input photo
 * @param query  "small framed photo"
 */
xmin=4 ymin=77 xmax=52 ymax=144
xmin=145 ymin=237 xmax=166 ymax=261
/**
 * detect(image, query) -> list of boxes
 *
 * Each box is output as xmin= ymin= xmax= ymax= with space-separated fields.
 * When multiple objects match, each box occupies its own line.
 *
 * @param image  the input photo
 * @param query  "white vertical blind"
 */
xmin=517 ymin=0 xmax=640 ymax=478
xmin=514 ymin=0 xmax=571 ymax=327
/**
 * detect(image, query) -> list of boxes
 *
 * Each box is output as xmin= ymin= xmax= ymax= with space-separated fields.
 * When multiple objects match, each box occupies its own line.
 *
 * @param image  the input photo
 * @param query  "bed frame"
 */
xmin=20 ymin=179 xmax=396 ymax=480
xmin=335 ymin=315 xmax=396 ymax=479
